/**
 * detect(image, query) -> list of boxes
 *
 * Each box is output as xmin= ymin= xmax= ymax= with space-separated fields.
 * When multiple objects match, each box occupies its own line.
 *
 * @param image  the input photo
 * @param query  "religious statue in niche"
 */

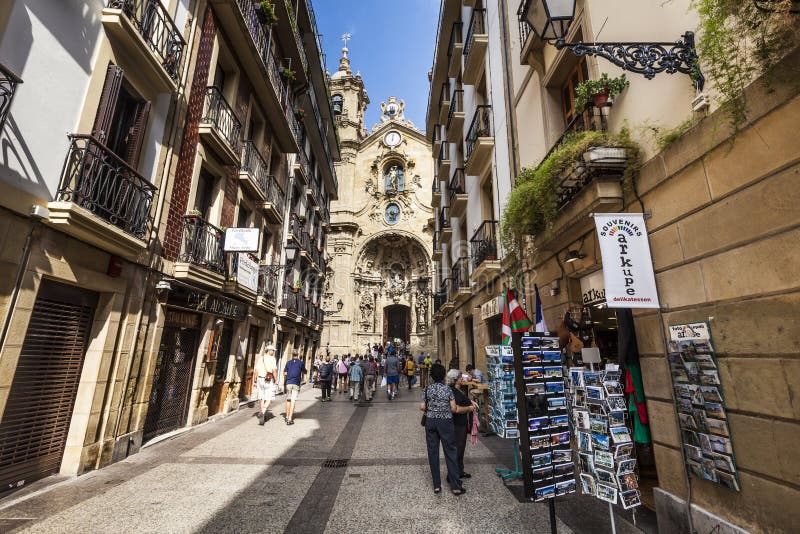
xmin=385 ymin=165 xmax=404 ymax=193
xmin=415 ymin=296 xmax=428 ymax=333
xmin=359 ymin=295 xmax=373 ymax=332
xmin=388 ymin=263 xmax=405 ymax=303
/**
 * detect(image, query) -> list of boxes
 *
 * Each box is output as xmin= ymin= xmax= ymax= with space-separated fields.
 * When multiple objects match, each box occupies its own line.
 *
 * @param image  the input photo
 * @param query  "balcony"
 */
xmin=199 ymin=86 xmax=241 ymax=165
xmin=299 ymin=230 xmax=313 ymax=256
xmin=209 ymin=0 xmax=297 ymax=152
xmin=440 ymin=278 xmax=455 ymax=314
xmin=438 ymin=206 xmax=452 ymax=244
xmin=437 ymin=142 xmax=451 ymax=180
xmin=287 ymin=105 xmax=304 ymax=150
xmin=48 ymin=135 xmax=156 ymax=261
xmin=470 ymin=220 xmax=500 ymax=282
xmin=239 ymin=141 xmax=270 ymax=201
xmin=225 ymin=252 xmax=259 ymax=300
xmin=256 ymin=264 xmax=282 ymax=310
xmin=432 ymin=178 xmax=441 ymax=208
xmin=465 ymin=105 xmax=494 ymax=175
xmin=450 ymin=257 xmax=472 ymax=304
xmin=273 ymin=1 xmax=309 ymax=84
xmin=294 ymin=149 xmax=310 ymax=185
xmin=287 ymin=213 xmax=304 ymax=243
xmin=463 ymin=8 xmax=488 ymax=85
xmin=433 ymin=279 xmax=450 ymax=318
xmin=174 ymin=215 xmax=226 ymax=287
xmin=261 ymin=175 xmax=286 ymax=224
xmin=447 ymin=22 xmax=463 ymax=78
xmin=446 ymin=90 xmax=464 ymax=142
xmin=102 ymin=0 xmax=186 ymax=93
xmin=438 ymin=82 xmax=451 ymax=124
xmin=432 ymin=124 xmax=444 ymax=155
xmin=306 ymin=179 xmax=320 ymax=208
xmin=0 ymin=64 xmax=22 ymax=130
xmin=432 ymin=230 xmax=442 ymax=261
xmin=280 ymin=287 xmax=300 ymax=317
xmin=449 ymin=168 xmax=467 ymax=218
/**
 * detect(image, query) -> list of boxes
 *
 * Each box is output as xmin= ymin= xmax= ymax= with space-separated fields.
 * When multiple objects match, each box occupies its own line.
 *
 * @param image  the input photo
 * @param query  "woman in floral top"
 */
xmin=419 ymin=364 xmax=475 ymax=495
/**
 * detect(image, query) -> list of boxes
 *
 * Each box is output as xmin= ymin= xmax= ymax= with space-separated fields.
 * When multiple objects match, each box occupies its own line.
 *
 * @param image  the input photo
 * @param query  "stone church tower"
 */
xmin=323 ymin=44 xmax=436 ymax=357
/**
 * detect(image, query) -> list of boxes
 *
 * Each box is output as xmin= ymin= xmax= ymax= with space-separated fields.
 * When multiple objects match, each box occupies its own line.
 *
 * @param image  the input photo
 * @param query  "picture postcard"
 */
xmin=705 ymin=417 xmax=730 ymax=437
xmin=570 ymin=367 xmax=585 ymax=387
xmin=526 ymin=382 xmax=546 ymax=396
xmin=584 ymin=371 xmax=603 ymax=387
xmin=552 ymin=449 xmax=572 ymax=463
xmin=683 ymin=444 xmax=703 ymax=462
xmin=618 ymin=472 xmax=639 ymax=492
xmin=524 ymin=366 xmax=544 ymax=380
xmin=573 ymin=388 xmax=587 ymax=408
xmin=690 ymin=386 xmax=705 ymax=406
xmin=547 ymin=396 xmax=567 ymax=410
xmin=708 ymin=434 xmax=734 ymax=455
xmin=713 ymin=453 xmax=736 ymax=473
xmin=608 ymin=411 xmax=626 ymax=427
xmin=546 ymin=381 xmax=565 ymax=394
xmin=683 ymin=361 xmax=700 ymax=380
xmin=532 ymin=452 xmax=552 ymax=468
xmin=574 ymin=410 xmax=591 ymax=431
xmin=554 ymin=462 xmax=574 ymax=478
xmin=700 ymin=386 xmax=724 ymax=403
xmin=579 ymin=452 xmax=595 ymax=474
xmin=523 ymin=351 xmax=542 ymax=363
xmin=671 ymin=367 xmax=689 ymax=383
xmin=614 ymin=443 xmax=634 ymax=459
xmin=695 ymin=353 xmax=717 ymax=370
xmin=580 ymin=473 xmax=597 ymax=496
xmin=543 ymin=351 xmax=561 ymax=363
xmin=550 ymin=414 xmax=569 ymax=428
xmin=591 ymin=432 xmax=610 ymax=450
xmin=528 ymin=416 xmax=549 ymax=432
xmin=530 ymin=435 xmax=551 ymax=449
xmin=594 ymin=450 xmax=614 ymax=469
xmin=677 ymin=398 xmax=693 ymax=413
xmin=578 ymin=431 xmax=593 ymax=452
xmin=604 ymin=382 xmax=624 ymax=396
xmin=544 ymin=366 xmax=563 ymax=379
xmin=617 ymin=458 xmax=637 ymax=475
xmin=682 ymin=429 xmax=700 ymax=448
xmin=590 ymin=415 xmax=608 ymax=434
xmin=595 ymin=468 xmax=616 ymax=485
xmin=703 ymin=402 xmax=726 ymax=420
xmin=621 ymin=489 xmax=642 ymax=509
xmin=700 ymin=370 xmax=721 ymax=386
xmin=674 ymin=384 xmax=693 ymax=399
xmin=596 ymin=484 xmax=618 ymax=504
xmin=699 ymin=433 xmax=713 ymax=455
xmin=550 ymin=431 xmax=570 ymax=446
xmin=610 ymin=426 xmax=633 ymax=444
xmin=678 ymin=413 xmax=697 ymax=430
xmin=716 ymin=470 xmax=740 ymax=492
xmin=534 ymin=484 xmax=556 ymax=502
xmin=687 ymin=460 xmax=703 ymax=478
xmin=607 ymin=396 xmax=627 ymax=412
xmin=586 ymin=386 xmax=605 ymax=401
xmin=692 ymin=409 xmax=708 ymax=433
xmin=701 ymin=458 xmax=718 ymax=482
xmin=533 ymin=466 xmax=554 ymax=481
xmin=556 ymin=478 xmax=576 ymax=496
xmin=604 ymin=370 xmax=621 ymax=383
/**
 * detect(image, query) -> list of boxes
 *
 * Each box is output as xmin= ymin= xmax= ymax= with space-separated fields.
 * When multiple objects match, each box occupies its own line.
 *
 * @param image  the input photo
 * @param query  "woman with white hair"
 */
xmin=447 ymin=368 xmax=477 ymax=479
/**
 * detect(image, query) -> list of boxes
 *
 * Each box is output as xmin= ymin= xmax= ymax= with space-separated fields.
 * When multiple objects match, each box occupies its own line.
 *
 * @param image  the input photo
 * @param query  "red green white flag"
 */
xmin=501 ymin=288 xmax=533 ymax=345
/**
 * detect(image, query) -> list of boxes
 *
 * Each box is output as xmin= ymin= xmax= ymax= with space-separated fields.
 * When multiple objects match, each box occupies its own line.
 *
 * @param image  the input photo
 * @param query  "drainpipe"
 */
xmin=0 ymin=217 xmax=40 ymax=354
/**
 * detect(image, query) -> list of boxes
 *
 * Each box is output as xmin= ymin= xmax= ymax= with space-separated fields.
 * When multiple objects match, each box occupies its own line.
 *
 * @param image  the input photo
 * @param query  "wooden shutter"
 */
xmin=93 ymin=63 xmax=124 ymax=144
xmin=124 ymin=100 xmax=151 ymax=169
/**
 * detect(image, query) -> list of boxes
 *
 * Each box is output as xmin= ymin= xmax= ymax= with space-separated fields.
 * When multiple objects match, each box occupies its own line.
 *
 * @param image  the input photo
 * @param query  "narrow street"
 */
xmin=0 ymin=385 xmax=644 ymax=534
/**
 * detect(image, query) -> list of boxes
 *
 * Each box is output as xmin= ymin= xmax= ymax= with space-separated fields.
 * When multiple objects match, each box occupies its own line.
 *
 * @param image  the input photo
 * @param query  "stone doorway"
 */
xmin=383 ymin=304 xmax=410 ymax=344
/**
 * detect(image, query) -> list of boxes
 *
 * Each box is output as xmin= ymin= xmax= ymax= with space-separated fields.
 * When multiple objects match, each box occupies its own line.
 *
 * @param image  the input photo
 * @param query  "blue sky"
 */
xmin=312 ymin=0 xmax=440 ymax=130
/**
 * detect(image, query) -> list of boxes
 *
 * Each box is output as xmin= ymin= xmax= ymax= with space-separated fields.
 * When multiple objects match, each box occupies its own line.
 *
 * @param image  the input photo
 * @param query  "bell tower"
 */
xmin=328 ymin=35 xmax=369 ymax=145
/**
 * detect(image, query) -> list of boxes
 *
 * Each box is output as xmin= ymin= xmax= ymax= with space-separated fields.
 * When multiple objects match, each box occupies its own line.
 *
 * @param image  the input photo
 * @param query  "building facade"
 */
xmin=428 ymin=0 xmax=799 ymax=533
xmin=0 ymin=0 xmax=338 ymax=493
xmin=323 ymin=46 xmax=436 ymax=357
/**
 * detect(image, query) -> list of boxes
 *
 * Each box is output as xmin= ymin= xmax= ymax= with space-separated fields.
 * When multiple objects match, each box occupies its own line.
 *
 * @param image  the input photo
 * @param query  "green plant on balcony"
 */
xmin=280 ymin=67 xmax=296 ymax=81
xmin=255 ymin=0 xmax=278 ymax=26
xmin=574 ymin=73 xmax=629 ymax=114
xmin=285 ymin=0 xmax=297 ymax=29
xmin=295 ymin=107 xmax=306 ymax=120
xmin=500 ymin=128 xmax=641 ymax=266
xmin=292 ymin=280 xmax=303 ymax=292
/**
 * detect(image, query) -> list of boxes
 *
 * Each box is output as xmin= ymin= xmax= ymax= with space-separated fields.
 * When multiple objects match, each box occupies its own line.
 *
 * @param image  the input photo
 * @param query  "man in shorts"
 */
xmin=254 ymin=344 xmax=278 ymax=425
xmin=385 ymin=352 xmax=400 ymax=400
xmin=283 ymin=349 xmax=307 ymax=425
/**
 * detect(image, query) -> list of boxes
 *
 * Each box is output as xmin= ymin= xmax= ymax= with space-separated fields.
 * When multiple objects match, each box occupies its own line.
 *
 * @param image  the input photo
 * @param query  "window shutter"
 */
xmin=124 ymin=100 xmax=151 ymax=169
xmin=92 ymin=63 xmax=124 ymax=144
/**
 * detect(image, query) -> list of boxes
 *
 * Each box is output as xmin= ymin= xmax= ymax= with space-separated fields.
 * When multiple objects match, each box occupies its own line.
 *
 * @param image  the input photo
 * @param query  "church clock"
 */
xmin=384 ymin=131 xmax=401 ymax=148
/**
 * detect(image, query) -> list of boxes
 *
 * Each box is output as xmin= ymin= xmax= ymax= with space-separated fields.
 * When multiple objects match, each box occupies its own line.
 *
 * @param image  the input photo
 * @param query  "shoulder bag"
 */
xmin=421 ymin=388 xmax=429 ymax=426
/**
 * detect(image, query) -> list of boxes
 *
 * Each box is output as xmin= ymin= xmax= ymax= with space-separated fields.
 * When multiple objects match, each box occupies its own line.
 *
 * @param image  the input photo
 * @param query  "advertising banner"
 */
xmin=593 ymin=214 xmax=659 ymax=309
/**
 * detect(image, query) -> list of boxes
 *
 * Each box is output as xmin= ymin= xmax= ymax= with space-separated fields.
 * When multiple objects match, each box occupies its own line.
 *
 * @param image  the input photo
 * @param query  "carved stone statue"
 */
xmin=416 ymin=296 xmax=428 ymax=332
xmin=360 ymin=295 xmax=373 ymax=331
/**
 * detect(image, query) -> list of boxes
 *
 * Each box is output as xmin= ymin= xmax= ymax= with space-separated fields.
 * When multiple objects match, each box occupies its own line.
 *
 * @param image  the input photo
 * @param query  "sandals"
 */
xmin=451 ymin=487 xmax=467 ymax=496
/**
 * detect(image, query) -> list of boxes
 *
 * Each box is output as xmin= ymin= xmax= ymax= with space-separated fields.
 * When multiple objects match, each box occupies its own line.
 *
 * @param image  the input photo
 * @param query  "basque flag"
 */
xmin=501 ymin=288 xmax=532 ymax=345
xmin=534 ymin=284 xmax=548 ymax=333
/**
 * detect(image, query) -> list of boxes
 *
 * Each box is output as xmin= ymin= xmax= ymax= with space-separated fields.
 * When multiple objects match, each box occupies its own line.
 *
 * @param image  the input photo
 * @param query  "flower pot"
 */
xmin=593 ymin=89 xmax=610 ymax=108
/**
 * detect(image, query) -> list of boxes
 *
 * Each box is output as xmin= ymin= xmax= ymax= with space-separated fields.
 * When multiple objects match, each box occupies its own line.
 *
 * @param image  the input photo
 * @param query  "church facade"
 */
xmin=323 ymin=46 xmax=436 ymax=357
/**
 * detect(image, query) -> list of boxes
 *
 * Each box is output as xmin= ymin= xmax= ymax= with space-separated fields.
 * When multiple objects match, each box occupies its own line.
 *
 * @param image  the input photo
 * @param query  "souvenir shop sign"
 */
xmin=593 ymin=214 xmax=659 ymax=309
xmin=236 ymin=253 xmax=259 ymax=292
xmin=167 ymin=285 xmax=247 ymax=320
xmin=481 ymin=297 xmax=501 ymax=320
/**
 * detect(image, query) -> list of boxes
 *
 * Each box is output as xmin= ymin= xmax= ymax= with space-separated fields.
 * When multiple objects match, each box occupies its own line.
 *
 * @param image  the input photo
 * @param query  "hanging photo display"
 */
xmin=486 ymin=345 xmax=519 ymax=439
xmin=668 ymin=323 xmax=740 ymax=491
xmin=569 ymin=362 xmax=642 ymax=509
xmin=519 ymin=335 xmax=575 ymax=501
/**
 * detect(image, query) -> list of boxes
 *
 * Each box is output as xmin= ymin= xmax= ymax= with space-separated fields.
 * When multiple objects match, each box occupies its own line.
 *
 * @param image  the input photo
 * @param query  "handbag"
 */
xmin=421 ymin=388 xmax=429 ymax=426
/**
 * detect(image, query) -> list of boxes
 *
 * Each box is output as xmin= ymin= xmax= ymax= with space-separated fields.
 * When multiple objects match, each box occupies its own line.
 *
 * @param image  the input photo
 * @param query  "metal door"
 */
xmin=0 ymin=280 xmax=98 ymax=493
xmin=142 ymin=325 xmax=198 ymax=442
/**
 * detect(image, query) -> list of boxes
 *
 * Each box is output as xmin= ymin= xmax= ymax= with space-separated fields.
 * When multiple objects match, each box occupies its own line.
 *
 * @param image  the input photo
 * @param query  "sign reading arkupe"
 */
xmin=593 ymin=214 xmax=659 ymax=309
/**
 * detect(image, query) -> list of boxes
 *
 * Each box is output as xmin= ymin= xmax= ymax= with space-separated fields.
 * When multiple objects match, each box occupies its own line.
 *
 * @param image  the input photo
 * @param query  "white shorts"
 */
xmin=286 ymin=383 xmax=300 ymax=402
xmin=257 ymin=377 xmax=276 ymax=401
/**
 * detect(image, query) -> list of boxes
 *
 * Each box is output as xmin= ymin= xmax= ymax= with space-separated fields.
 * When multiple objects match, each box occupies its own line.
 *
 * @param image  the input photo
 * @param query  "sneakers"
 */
xmin=257 ymin=411 xmax=264 ymax=425
xmin=286 ymin=419 xmax=294 ymax=425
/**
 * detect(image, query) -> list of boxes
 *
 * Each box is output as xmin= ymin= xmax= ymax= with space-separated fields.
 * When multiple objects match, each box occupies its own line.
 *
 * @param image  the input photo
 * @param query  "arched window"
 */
xmin=332 ymin=94 xmax=343 ymax=115
xmin=384 ymin=162 xmax=404 ymax=193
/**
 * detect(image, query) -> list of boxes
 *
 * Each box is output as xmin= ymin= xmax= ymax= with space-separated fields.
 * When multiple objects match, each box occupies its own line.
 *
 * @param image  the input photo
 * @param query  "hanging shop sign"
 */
xmin=236 ymin=253 xmax=259 ymax=292
xmin=224 ymin=227 xmax=260 ymax=252
xmin=593 ymin=213 xmax=659 ymax=309
xmin=167 ymin=285 xmax=247 ymax=320
xmin=480 ymin=296 xmax=501 ymax=320
xmin=580 ymin=270 xmax=606 ymax=306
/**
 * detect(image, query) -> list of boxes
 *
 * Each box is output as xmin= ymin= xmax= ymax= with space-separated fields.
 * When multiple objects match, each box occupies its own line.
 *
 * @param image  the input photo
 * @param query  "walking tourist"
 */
xmin=447 ymin=369 xmax=478 ymax=479
xmin=337 ymin=355 xmax=349 ymax=394
xmin=385 ymin=350 xmax=400 ymax=400
xmin=466 ymin=364 xmax=487 ymax=384
xmin=254 ymin=344 xmax=278 ymax=425
xmin=363 ymin=355 xmax=377 ymax=401
xmin=405 ymin=356 xmax=416 ymax=389
xmin=348 ymin=356 xmax=364 ymax=401
xmin=420 ymin=364 xmax=467 ymax=496
xmin=319 ymin=355 xmax=334 ymax=402
xmin=283 ymin=349 xmax=306 ymax=425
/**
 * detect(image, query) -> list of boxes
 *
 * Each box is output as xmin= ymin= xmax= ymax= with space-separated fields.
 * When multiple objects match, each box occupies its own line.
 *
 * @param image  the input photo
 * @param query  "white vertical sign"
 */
xmin=593 ymin=213 xmax=660 ymax=309
xmin=236 ymin=253 xmax=259 ymax=292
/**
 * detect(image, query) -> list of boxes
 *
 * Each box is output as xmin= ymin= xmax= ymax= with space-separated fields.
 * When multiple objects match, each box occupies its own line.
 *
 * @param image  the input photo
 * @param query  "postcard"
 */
xmin=700 ymin=370 xmax=721 ymax=386
xmin=700 ymin=386 xmax=724 ymax=403
xmin=529 ymin=416 xmax=550 ymax=432
xmin=705 ymin=417 xmax=730 ymax=437
xmin=594 ymin=450 xmax=614 ymax=469
xmin=556 ymin=478 xmax=576 ymax=496
xmin=550 ymin=431 xmax=570 ymax=446
xmin=596 ymin=468 xmax=616 ymax=485
xmin=579 ymin=452 xmax=595 ymax=473
xmin=607 ymin=396 xmax=627 ymax=412
xmin=596 ymin=484 xmax=618 ymax=504
xmin=701 ymin=458 xmax=718 ymax=482
xmin=530 ymin=435 xmax=551 ymax=449
xmin=526 ymin=382 xmax=546 ymax=396
xmin=699 ymin=433 xmax=713 ymax=455
xmin=690 ymin=386 xmax=706 ymax=406
xmin=683 ymin=444 xmax=703 ymax=462
xmin=550 ymin=414 xmax=569 ymax=428
xmin=608 ymin=411 xmax=625 ymax=427
xmin=523 ymin=351 xmax=542 ymax=363
xmin=667 ymin=352 xmax=684 ymax=367
xmin=573 ymin=388 xmax=587 ymax=408
xmin=708 ymin=434 xmax=733 ymax=455
xmin=611 ymin=426 xmax=632 ymax=444
xmin=677 ymin=398 xmax=693 ymax=413
xmin=546 ymin=381 xmax=565 ymax=394
xmin=683 ymin=361 xmax=700 ymax=378
xmin=694 ymin=340 xmax=713 ymax=353
xmin=695 ymin=353 xmax=717 ymax=370
xmin=586 ymin=386 xmax=605 ymax=401
xmin=578 ymin=432 xmax=593 ymax=453
xmin=584 ymin=371 xmax=603 ymax=386
xmin=687 ymin=460 xmax=703 ymax=478
xmin=614 ymin=444 xmax=634 ymax=459
xmin=547 ymin=397 xmax=567 ymax=410
xmin=692 ymin=409 xmax=708 ymax=433
xmin=580 ymin=473 xmax=596 ymax=496
xmin=704 ymin=402 xmax=725 ymax=419
xmin=675 ymin=384 xmax=693 ymax=398
xmin=534 ymin=484 xmax=556 ymax=502
xmin=590 ymin=416 xmax=608 ymax=435
xmin=617 ymin=458 xmax=637 ymax=475
xmin=716 ymin=470 xmax=740 ymax=491
xmin=532 ymin=452 xmax=552 ymax=468
xmin=533 ymin=466 xmax=554 ymax=481
xmin=678 ymin=413 xmax=697 ymax=430
xmin=591 ymin=432 xmax=610 ymax=450
xmin=621 ymin=489 xmax=641 ymax=509
xmin=604 ymin=382 xmax=624 ymax=396
xmin=713 ymin=453 xmax=735 ymax=473
xmin=544 ymin=366 xmax=563 ymax=379
xmin=554 ymin=462 xmax=574 ymax=477
xmin=671 ymin=368 xmax=689 ymax=383
xmin=553 ymin=449 xmax=572 ymax=463
xmin=574 ymin=410 xmax=590 ymax=431
xmin=586 ymin=403 xmax=605 ymax=417
xmin=570 ymin=367 xmax=585 ymax=387
xmin=524 ymin=366 xmax=544 ymax=380
xmin=618 ymin=472 xmax=639 ymax=492
xmin=543 ymin=351 xmax=561 ymax=363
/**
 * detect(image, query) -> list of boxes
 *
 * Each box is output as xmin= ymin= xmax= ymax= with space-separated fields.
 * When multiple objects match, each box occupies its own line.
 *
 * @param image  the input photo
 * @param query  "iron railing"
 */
xmin=470 ymin=220 xmax=498 ymax=270
xmin=517 ymin=0 xmax=533 ymax=48
xmin=438 ymin=206 xmax=451 ymax=230
xmin=439 ymin=81 xmax=451 ymax=109
xmin=284 ymin=1 xmax=308 ymax=73
xmin=465 ymin=104 xmax=492 ymax=163
xmin=434 ymin=279 xmax=450 ymax=312
xmin=288 ymin=213 xmax=304 ymax=240
xmin=257 ymin=264 xmax=282 ymax=302
xmin=464 ymin=9 xmax=486 ymax=58
xmin=107 ymin=0 xmax=186 ymax=83
xmin=282 ymin=288 xmax=300 ymax=313
xmin=450 ymin=257 xmax=470 ymax=298
xmin=300 ymin=230 xmax=312 ymax=254
xmin=447 ymin=22 xmax=463 ymax=66
xmin=449 ymin=168 xmax=465 ymax=205
xmin=233 ymin=0 xmax=288 ymax=106
xmin=265 ymin=174 xmax=285 ymax=217
xmin=438 ymin=142 xmax=450 ymax=169
xmin=0 ymin=63 xmax=22 ymax=131
xmin=241 ymin=140 xmax=268 ymax=197
xmin=178 ymin=215 xmax=225 ymax=274
xmin=56 ymin=134 xmax=156 ymax=239
xmin=287 ymin=105 xmax=304 ymax=148
xmin=447 ymin=89 xmax=464 ymax=131
xmin=296 ymin=146 xmax=311 ymax=178
xmin=203 ymin=86 xmax=241 ymax=154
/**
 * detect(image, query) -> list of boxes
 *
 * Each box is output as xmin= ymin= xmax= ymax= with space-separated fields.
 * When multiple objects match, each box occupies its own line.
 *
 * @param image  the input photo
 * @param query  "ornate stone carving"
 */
xmin=359 ymin=294 xmax=373 ymax=332
xmin=415 ymin=296 xmax=428 ymax=333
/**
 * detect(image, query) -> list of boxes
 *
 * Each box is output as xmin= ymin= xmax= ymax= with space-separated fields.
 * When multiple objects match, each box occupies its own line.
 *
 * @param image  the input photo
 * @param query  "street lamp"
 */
xmin=324 ymin=298 xmax=344 ymax=316
xmin=284 ymin=241 xmax=299 ymax=263
xmin=522 ymin=0 xmax=705 ymax=90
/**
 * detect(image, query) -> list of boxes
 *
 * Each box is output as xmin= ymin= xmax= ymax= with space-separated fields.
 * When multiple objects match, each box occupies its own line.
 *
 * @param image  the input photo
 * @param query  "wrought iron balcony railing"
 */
xmin=288 ymin=213 xmax=303 ymax=240
xmin=0 ymin=63 xmax=22 ymax=131
xmin=178 ymin=214 xmax=225 ymax=275
xmin=449 ymin=168 xmax=465 ymax=205
xmin=438 ymin=142 xmax=449 ymax=168
xmin=265 ymin=174 xmax=285 ymax=216
xmin=434 ymin=279 xmax=450 ymax=312
xmin=465 ymin=104 xmax=492 ymax=163
xmin=438 ymin=206 xmax=451 ymax=230
xmin=56 ymin=134 xmax=156 ymax=239
xmin=439 ymin=81 xmax=451 ymax=109
xmin=107 ymin=0 xmax=186 ymax=83
xmin=447 ymin=22 xmax=463 ymax=62
xmin=450 ymin=257 xmax=470 ymax=298
xmin=203 ymin=86 xmax=241 ymax=154
xmin=464 ymin=8 xmax=486 ymax=58
xmin=447 ymin=89 xmax=464 ymax=130
xmin=287 ymin=105 xmax=304 ymax=148
xmin=517 ymin=0 xmax=533 ymax=49
xmin=282 ymin=288 xmax=300 ymax=313
xmin=470 ymin=220 xmax=498 ymax=270
xmin=233 ymin=0 xmax=288 ymax=106
xmin=257 ymin=264 xmax=282 ymax=302
xmin=241 ymin=140 xmax=268 ymax=197
xmin=300 ymin=230 xmax=312 ymax=254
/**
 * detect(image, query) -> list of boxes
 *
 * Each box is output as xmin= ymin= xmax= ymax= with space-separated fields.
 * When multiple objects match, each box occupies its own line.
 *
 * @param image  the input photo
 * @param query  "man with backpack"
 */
xmin=318 ymin=355 xmax=334 ymax=402
xmin=348 ymin=356 xmax=364 ymax=401
xmin=362 ymin=356 xmax=378 ymax=401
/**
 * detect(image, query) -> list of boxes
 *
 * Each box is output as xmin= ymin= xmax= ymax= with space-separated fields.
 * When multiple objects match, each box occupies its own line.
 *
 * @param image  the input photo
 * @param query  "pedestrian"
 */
xmin=420 ymin=363 xmax=467 ymax=496
xmin=405 ymin=356 xmax=416 ymax=389
xmin=363 ymin=355 xmax=377 ymax=401
xmin=399 ymin=356 xmax=406 ymax=388
xmin=336 ymin=355 xmax=349 ymax=394
xmin=466 ymin=364 xmax=487 ymax=384
xmin=447 ymin=369 xmax=478 ymax=479
xmin=348 ymin=356 xmax=363 ymax=401
xmin=319 ymin=355 xmax=334 ymax=402
xmin=283 ymin=349 xmax=307 ymax=425
xmin=385 ymin=350 xmax=400 ymax=400
xmin=254 ymin=344 xmax=278 ymax=425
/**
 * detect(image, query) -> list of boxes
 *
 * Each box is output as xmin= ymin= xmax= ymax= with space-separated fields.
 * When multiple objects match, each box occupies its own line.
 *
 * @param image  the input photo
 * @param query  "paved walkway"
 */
xmin=0 ymin=385 xmax=646 ymax=534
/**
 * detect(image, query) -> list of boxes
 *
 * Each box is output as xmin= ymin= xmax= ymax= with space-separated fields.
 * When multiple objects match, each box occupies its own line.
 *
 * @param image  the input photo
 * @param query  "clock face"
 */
xmin=384 ymin=131 xmax=401 ymax=147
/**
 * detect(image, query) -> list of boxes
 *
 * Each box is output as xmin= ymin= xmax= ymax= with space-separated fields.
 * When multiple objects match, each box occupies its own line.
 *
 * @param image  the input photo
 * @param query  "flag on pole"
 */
xmin=502 ymin=288 xmax=532 ymax=345
xmin=534 ymin=284 xmax=548 ymax=333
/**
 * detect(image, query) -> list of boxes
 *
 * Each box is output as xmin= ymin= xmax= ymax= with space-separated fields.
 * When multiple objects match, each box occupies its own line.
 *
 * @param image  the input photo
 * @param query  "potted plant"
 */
xmin=255 ymin=0 xmax=277 ymax=26
xmin=292 ymin=280 xmax=302 ymax=293
xmin=294 ymin=107 xmax=306 ymax=120
xmin=280 ymin=67 xmax=296 ymax=81
xmin=575 ymin=73 xmax=629 ymax=113
xmin=185 ymin=209 xmax=203 ymax=223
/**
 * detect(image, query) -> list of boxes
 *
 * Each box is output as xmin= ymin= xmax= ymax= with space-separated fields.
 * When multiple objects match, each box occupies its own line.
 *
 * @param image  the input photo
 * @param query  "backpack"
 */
xmin=364 ymin=362 xmax=377 ymax=376
xmin=319 ymin=363 xmax=332 ymax=379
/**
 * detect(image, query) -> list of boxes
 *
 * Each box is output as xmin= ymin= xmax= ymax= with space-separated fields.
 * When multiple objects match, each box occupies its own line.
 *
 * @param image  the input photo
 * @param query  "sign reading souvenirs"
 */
xmin=593 ymin=214 xmax=659 ymax=309
xmin=668 ymin=322 xmax=740 ymax=491
xmin=224 ymin=227 xmax=260 ymax=252
xmin=167 ymin=285 xmax=247 ymax=320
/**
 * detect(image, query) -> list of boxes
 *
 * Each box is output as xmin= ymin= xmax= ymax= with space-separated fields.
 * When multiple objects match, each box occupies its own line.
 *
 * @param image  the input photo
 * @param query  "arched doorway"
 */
xmin=383 ymin=304 xmax=410 ymax=344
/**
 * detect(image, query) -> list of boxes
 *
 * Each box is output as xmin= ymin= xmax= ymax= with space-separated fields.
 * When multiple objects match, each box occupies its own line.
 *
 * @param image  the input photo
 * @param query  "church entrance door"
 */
xmin=383 ymin=305 xmax=410 ymax=345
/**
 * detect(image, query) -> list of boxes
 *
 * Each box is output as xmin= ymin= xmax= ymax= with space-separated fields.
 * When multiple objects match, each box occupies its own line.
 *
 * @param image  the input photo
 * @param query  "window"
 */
xmin=332 ymin=94 xmax=343 ymax=115
xmin=237 ymin=204 xmax=250 ymax=228
xmin=194 ymin=169 xmax=216 ymax=220
xmin=560 ymin=56 xmax=589 ymax=130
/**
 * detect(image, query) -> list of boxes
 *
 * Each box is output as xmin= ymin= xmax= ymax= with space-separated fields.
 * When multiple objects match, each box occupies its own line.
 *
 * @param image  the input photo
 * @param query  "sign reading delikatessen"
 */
xmin=593 ymin=213 xmax=659 ymax=309
xmin=236 ymin=253 xmax=259 ymax=292
xmin=224 ymin=228 xmax=260 ymax=252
